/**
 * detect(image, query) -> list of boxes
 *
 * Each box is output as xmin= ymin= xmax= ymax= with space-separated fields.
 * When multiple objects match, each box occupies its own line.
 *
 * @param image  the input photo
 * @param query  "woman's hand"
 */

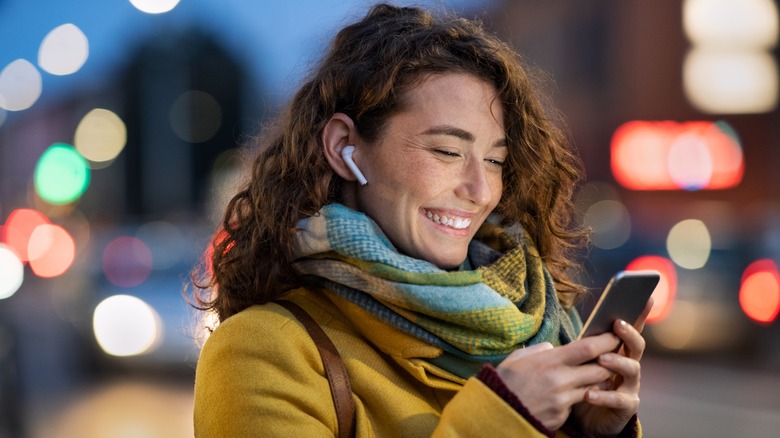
xmin=495 ymin=332 xmax=622 ymax=431
xmin=571 ymin=297 xmax=654 ymax=437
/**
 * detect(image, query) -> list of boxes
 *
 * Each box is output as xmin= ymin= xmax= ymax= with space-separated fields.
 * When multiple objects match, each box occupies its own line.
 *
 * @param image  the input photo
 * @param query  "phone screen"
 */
xmin=577 ymin=270 xmax=660 ymax=340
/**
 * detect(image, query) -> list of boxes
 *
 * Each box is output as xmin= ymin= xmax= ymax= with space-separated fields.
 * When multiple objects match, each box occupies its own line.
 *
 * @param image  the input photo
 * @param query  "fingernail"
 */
xmin=587 ymin=390 xmax=599 ymax=400
xmin=618 ymin=320 xmax=628 ymax=330
xmin=600 ymin=353 xmax=612 ymax=363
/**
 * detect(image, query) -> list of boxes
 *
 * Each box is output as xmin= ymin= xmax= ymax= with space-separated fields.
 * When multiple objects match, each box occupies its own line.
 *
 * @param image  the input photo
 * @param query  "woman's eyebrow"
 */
xmin=421 ymin=125 xmax=475 ymax=142
xmin=421 ymin=125 xmax=507 ymax=147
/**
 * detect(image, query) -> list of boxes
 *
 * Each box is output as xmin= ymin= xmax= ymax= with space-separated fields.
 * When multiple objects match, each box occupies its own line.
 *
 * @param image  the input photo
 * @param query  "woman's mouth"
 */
xmin=423 ymin=209 xmax=472 ymax=229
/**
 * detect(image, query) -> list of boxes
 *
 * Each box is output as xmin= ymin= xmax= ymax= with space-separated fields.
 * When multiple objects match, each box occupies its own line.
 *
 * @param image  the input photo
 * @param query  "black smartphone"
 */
xmin=577 ymin=270 xmax=660 ymax=340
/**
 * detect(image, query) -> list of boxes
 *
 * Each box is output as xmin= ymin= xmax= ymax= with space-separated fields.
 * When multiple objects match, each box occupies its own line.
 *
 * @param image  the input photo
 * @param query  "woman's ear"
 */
xmin=322 ymin=113 xmax=363 ymax=183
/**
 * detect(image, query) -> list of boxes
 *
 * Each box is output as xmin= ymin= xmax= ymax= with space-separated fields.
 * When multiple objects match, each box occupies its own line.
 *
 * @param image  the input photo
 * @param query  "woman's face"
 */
xmin=352 ymin=73 xmax=507 ymax=269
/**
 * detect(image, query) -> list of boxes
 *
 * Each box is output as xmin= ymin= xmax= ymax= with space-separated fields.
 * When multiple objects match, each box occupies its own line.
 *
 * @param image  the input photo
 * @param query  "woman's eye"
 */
xmin=486 ymin=158 xmax=505 ymax=168
xmin=434 ymin=149 xmax=460 ymax=158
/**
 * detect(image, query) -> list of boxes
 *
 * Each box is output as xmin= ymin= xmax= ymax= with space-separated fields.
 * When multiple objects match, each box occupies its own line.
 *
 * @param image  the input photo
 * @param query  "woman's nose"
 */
xmin=454 ymin=159 xmax=494 ymax=206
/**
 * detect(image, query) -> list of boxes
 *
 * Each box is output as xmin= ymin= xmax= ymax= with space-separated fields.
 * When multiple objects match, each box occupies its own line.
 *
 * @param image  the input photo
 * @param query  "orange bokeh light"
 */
xmin=739 ymin=260 xmax=780 ymax=324
xmin=28 ymin=224 xmax=76 ymax=278
xmin=2 ymin=208 xmax=51 ymax=263
xmin=611 ymin=120 xmax=743 ymax=190
xmin=626 ymin=255 xmax=678 ymax=323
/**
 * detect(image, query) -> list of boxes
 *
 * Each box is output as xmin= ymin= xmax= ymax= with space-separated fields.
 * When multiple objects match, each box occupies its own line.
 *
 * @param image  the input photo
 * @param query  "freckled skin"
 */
xmin=347 ymin=73 xmax=508 ymax=269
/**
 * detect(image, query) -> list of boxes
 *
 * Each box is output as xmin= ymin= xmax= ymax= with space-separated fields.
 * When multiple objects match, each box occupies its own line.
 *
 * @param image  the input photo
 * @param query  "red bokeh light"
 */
xmin=739 ymin=259 xmax=780 ymax=324
xmin=2 ymin=208 xmax=51 ymax=263
xmin=28 ymin=224 xmax=76 ymax=278
xmin=611 ymin=120 xmax=743 ymax=191
xmin=626 ymin=255 xmax=678 ymax=323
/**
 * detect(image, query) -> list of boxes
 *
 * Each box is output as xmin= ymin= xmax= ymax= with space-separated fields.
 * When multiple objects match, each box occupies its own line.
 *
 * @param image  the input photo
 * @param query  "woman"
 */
xmin=192 ymin=3 xmax=649 ymax=437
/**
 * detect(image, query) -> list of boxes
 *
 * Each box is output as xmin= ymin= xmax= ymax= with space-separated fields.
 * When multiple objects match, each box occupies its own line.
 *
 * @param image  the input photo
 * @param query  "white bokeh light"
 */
xmin=0 ymin=244 xmax=24 ymax=300
xmin=38 ymin=23 xmax=89 ymax=76
xmin=667 ymin=219 xmax=712 ymax=269
xmin=74 ymin=108 xmax=127 ymax=165
xmin=684 ymin=48 xmax=778 ymax=114
xmin=129 ymin=0 xmax=181 ymax=14
xmin=0 ymin=59 xmax=43 ymax=111
xmin=684 ymin=0 xmax=779 ymax=49
xmin=93 ymin=295 xmax=162 ymax=357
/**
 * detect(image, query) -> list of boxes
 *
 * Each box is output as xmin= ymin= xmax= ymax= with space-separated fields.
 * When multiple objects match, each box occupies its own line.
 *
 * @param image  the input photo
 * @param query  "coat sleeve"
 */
xmin=193 ymin=307 xmax=340 ymax=437
xmin=433 ymin=376 xmax=559 ymax=438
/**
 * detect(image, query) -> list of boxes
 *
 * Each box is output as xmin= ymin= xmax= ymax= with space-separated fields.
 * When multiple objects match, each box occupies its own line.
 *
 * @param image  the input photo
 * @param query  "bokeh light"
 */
xmin=611 ymin=120 xmax=743 ymax=190
xmin=739 ymin=259 xmax=780 ymax=324
xmin=28 ymin=224 xmax=76 ymax=278
xmin=129 ymin=0 xmax=181 ymax=14
xmin=667 ymin=219 xmax=712 ymax=269
xmin=583 ymin=200 xmax=631 ymax=249
xmin=38 ymin=23 xmax=89 ymax=76
xmin=667 ymin=131 xmax=713 ymax=190
xmin=0 ymin=244 xmax=24 ymax=300
xmin=683 ymin=0 xmax=779 ymax=114
xmin=626 ymin=255 xmax=678 ymax=323
xmin=93 ymin=295 xmax=162 ymax=356
xmin=706 ymin=121 xmax=745 ymax=188
xmin=0 ymin=59 xmax=43 ymax=111
xmin=684 ymin=0 xmax=779 ymax=48
xmin=34 ymin=143 xmax=91 ymax=205
xmin=684 ymin=49 xmax=778 ymax=114
xmin=102 ymin=236 xmax=153 ymax=287
xmin=611 ymin=121 xmax=674 ymax=190
xmin=169 ymin=90 xmax=222 ymax=143
xmin=74 ymin=108 xmax=127 ymax=166
xmin=3 ymin=208 xmax=51 ymax=263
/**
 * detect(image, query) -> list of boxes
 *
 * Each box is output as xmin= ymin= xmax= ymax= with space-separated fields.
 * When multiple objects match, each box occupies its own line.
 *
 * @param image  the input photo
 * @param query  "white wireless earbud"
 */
xmin=341 ymin=145 xmax=368 ymax=186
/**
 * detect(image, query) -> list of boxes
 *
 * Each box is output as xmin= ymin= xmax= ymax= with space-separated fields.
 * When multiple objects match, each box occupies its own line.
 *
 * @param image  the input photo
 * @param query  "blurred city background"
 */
xmin=1 ymin=0 xmax=779 ymax=437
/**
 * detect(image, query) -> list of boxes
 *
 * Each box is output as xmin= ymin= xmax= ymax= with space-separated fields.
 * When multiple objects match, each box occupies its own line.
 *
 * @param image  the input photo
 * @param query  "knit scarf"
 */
xmin=291 ymin=204 xmax=578 ymax=376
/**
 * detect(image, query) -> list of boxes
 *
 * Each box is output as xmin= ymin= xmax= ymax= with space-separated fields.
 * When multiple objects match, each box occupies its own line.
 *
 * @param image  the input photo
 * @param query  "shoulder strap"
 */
xmin=277 ymin=300 xmax=356 ymax=438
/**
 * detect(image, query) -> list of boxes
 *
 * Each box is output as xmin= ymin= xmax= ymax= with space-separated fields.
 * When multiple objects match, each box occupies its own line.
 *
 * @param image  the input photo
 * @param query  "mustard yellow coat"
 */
xmin=193 ymin=288 xmax=639 ymax=437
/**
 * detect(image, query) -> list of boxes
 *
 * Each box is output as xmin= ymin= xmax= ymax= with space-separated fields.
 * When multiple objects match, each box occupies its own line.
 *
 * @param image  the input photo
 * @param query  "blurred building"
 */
xmin=491 ymin=0 xmax=780 ymax=361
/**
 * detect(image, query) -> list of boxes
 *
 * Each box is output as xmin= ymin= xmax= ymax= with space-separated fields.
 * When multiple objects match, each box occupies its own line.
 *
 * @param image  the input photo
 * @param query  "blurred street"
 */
xmin=640 ymin=356 xmax=780 ymax=437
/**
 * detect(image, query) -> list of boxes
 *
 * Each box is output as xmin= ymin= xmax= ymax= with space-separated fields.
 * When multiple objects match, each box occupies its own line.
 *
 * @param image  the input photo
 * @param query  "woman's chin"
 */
xmin=427 ymin=252 xmax=468 ymax=271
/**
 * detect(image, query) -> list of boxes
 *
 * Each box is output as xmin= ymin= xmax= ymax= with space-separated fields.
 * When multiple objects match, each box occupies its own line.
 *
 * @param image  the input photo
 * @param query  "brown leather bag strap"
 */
xmin=277 ymin=300 xmax=356 ymax=438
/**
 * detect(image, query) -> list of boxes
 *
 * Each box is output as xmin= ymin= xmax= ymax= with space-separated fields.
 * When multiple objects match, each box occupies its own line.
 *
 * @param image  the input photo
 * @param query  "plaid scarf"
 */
xmin=292 ymin=204 xmax=578 ymax=375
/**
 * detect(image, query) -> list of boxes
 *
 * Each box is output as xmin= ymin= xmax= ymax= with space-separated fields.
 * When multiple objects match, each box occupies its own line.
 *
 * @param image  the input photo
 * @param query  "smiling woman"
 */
xmin=325 ymin=74 xmax=507 ymax=269
xmin=190 ymin=3 xmax=649 ymax=437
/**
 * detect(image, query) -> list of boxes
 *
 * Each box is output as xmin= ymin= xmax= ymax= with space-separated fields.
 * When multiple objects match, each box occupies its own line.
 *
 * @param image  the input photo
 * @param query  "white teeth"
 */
xmin=423 ymin=209 xmax=471 ymax=229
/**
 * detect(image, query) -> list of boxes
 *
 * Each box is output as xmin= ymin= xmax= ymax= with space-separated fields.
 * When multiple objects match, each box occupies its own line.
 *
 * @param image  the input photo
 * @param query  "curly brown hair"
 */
xmin=191 ymin=3 xmax=588 ymax=322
